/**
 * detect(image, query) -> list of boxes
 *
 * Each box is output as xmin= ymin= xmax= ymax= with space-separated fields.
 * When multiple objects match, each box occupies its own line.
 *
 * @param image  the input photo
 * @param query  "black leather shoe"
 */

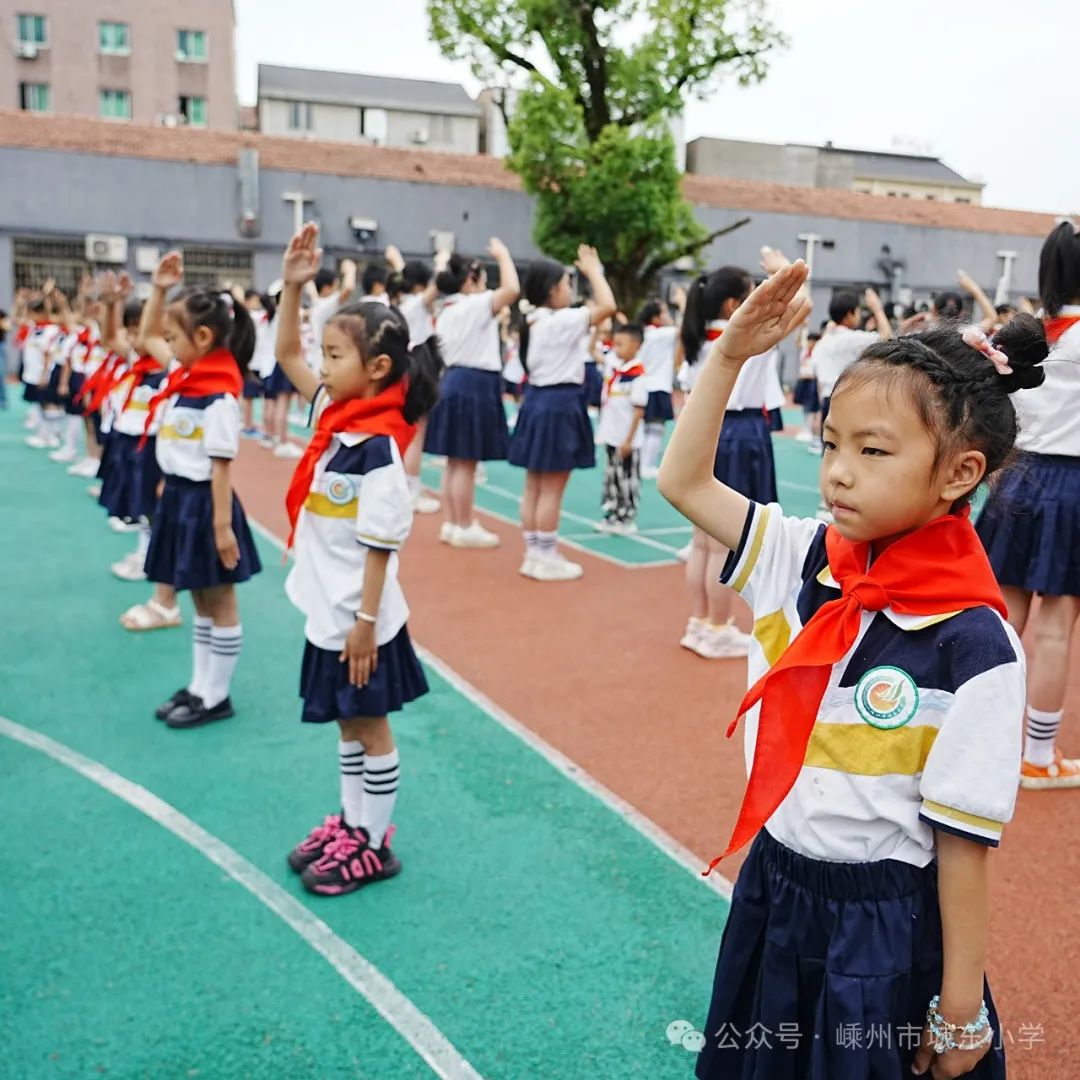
xmin=155 ymin=687 xmax=195 ymax=721
xmin=165 ymin=695 xmax=235 ymax=729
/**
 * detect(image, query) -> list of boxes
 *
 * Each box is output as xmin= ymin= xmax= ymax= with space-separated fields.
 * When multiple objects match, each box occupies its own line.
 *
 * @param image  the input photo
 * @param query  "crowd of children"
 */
xmin=9 ymin=214 xmax=1080 ymax=1076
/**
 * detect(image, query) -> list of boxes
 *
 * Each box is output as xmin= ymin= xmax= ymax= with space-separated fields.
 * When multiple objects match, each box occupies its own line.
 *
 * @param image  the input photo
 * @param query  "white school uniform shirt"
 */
xmin=680 ymin=322 xmax=784 ymax=411
xmin=155 ymin=390 xmax=241 ymax=482
xmin=359 ymin=293 xmax=391 ymax=307
xmin=112 ymin=362 xmax=168 ymax=438
xmin=639 ymin=324 xmax=678 ymax=394
xmin=310 ymin=292 xmax=342 ymax=348
xmin=721 ymin=500 xmax=1025 ymax=867
xmin=596 ymin=363 xmax=649 ymax=448
xmin=399 ymin=293 xmax=434 ymax=347
xmin=286 ymin=388 xmax=413 ymax=650
xmin=435 ymin=291 xmax=501 ymax=372
xmin=811 ymin=324 xmax=879 ymax=400
xmin=1012 ymin=309 xmax=1080 ymax=457
xmin=525 ymin=306 xmax=592 ymax=387
xmin=98 ymin=355 xmax=130 ymax=435
xmin=21 ymin=323 xmax=61 ymax=384
xmin=252 ymin=312 xmax=278 ymax=379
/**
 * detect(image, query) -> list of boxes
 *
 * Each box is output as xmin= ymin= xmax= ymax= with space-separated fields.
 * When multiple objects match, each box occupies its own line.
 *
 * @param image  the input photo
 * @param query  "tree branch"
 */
xmin=578 ymin=1 xmax=610 ymax=140
xmin=639 ymin=217 xmax=751 ymax=281
xmin=457 ymin=12 xmax=557 ymax=91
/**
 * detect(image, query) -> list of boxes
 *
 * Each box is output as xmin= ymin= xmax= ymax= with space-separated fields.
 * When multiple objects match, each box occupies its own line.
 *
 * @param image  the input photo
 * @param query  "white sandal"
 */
xmin=119 ymin=599 xmax=182 ymax=632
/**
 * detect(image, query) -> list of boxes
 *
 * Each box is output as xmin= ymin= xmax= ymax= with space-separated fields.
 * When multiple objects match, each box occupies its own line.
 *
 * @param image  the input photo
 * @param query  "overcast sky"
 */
xmin=234 ymin=0 xmax=1073 ymax=214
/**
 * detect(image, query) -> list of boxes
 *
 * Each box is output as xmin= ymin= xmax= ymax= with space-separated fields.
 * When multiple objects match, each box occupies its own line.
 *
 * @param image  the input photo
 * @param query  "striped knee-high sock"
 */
xmin=360 ymin=749 xmax=400 ymax=849
xmin=339 ymin=740 xmax=366 ymax=827
xmin=188 ymin=616 xmax=213 ymax=699
xmin=203 ymin=624 xmax=242 ymax=708
xmin=1024 ymin=707 xmax=1062 ymax=768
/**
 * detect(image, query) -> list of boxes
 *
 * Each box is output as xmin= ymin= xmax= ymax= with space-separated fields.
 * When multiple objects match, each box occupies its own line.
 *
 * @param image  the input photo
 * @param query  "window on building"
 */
xmin=361 ymin=107 xmax=388 ymax=144
xmin=98 ymin=21 xmax=130 ymax=55
xmin=179 ymin=95 xmax=207 ymax=127
xmin=925 ymin=194 xmax=936 ymax=201
xmin=428 ymin=115 xmax=454 ymax=143
xmin=100 ymin=88 xmax=132 ymax=121
xmin=13 ymin=237 xmax=92 ymax=294
xmin=176 ymin=29 xmax=207 ymax=62
xmin=956 ymin=196 xmax=971 ymax=204
xmin=288 ymin=101 xmax=313 ymax=131
xmin=18 ymin=82 xmax=49 ymax=112
xmin=901 ymin=192 xmax=911 ymax=198
xmin=181 ymin=246 xmax=253 ymax=289
xmin=16 ymin=13 xmax=47 ymax=46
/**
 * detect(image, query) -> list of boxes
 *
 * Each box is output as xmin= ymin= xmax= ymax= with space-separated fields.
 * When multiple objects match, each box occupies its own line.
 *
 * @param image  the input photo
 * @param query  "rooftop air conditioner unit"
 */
xmin=16 ymin=42 xmax=39 ymax=60
xmin=85 ymin=234 xmax=128 ymax=265
xmin=410 ymin=129 xmax=429 ymax=145
xmin=160 ymin=114 xmax=180 ymax=128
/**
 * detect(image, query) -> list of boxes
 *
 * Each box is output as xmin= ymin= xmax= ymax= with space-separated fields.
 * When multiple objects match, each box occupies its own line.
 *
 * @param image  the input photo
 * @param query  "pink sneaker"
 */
xmin=286 ymin=812 xmax=344 ymax=873
xmin=301 ymin=824 xmax=402 ymax=896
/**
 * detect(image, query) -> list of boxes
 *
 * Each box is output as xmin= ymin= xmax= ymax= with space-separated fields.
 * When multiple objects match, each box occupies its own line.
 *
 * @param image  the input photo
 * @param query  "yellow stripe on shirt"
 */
xmin=303 ymin=492 xmax=359 ymax=518
xmin=731 ymin=504 xmax=770 ymax=593
xmin=753 ymin=609 xmax=791 ymax=667
xmin=804 ymin=722 xmax=938 ymax=777
xmin=159 ymin=424 xmax=204 ymax=441
xmin=921 ymin=799 xmax=1004 ymax=835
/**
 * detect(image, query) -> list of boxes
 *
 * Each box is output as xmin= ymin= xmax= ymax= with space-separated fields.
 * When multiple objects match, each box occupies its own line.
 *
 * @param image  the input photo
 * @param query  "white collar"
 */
xmin=814 ymin=564 xmax=963 ymax=631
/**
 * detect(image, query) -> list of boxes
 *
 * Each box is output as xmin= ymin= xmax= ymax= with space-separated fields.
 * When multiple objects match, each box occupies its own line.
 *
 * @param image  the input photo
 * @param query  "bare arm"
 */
xmin=384 ymin=246 xmax=405 ymax=275
xmin=340 ymin=548 xmax=390 ymax=688
xmin=620 ymin=406 xmax=646 ymax=459
xmin=211 ymin=459 xmax=240 ymax=570
xmin=141 ymin=255 xmax=184 ymax=361
xmin=659 ymin=263 xmax=811 ymax=548
xmin=957 ymin=270 xmax=997 ymax=326
xmin=488 ymin=237 xmax=521 ymax=314
xmin=576 ymin=245 xmax=617 ymax=326
xmin=338 ymin=259 xmax=357 ymax=306
xmin=864 ymin=288 xmax=893 ymax=341
xmin=274 ymin=225 xmax=324 ymax=404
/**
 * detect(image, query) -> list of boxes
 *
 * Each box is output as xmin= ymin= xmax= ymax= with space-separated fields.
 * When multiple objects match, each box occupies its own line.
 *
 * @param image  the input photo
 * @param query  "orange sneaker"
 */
xmin=1020 ymin=749 xmax=1080 ymax=790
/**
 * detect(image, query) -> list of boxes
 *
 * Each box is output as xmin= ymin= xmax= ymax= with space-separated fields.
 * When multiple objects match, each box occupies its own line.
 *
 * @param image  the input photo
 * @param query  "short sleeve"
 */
xmin=354 ymin=437 xmax=413 ymax=552
xmin=719 ymin=500 xmax=826 ymax=615
xmin=630 ymin=379 xmax=649 ymax=409
xmin=552 ymin=306 xmax=591 ymax=346
xmin=919 ymin=657 xmax=1024 ymax=847
xmin=203 ymin=396 xmax=241 ymax=459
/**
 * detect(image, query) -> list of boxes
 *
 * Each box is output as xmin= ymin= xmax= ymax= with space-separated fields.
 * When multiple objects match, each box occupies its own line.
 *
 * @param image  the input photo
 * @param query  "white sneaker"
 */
xmin=111 ymin=552 xmax=147 ymax=581
xmin=87 ymin=483 xmax=102 ymax=498
xmin=640 ymin=466 xmax=660 ymax=481
xmin=49 ymin=447 xmax=77 ymax=463
xmin=25 ymin=434 xmax=51 ymax=448
xmin=259 ymin=436 xmax=277 ymax=450
xmin=414 ymin=492 xmax=441 ymax=515
xmin=793 ymin=430 xmax=813 ymax=444
xmin=692 ymin=621 xmax=752 ymax=660
xmin=68 ymin=457 xmax=97 ymax=477
xmin=519 ymin=554 xmax=538 ymax=578
xmin=676 ymin=541 xmax=693 ymax=563
xmin=680 ymin=618 xmax=705 ymax=652
xmin=449 ymin=521 xmax=501 ymax=549
xmin=273 ymin=441 xmax=304 ymax=460
xmin=529 ymin=554 xmax=584 ymax=581
xmin=108 ymin=516 xmax=140 ymax=534
xmin=439 ymin=522 xmax=458 ymax=544
xmin=22 ymin=415 xmax=35 ymax=430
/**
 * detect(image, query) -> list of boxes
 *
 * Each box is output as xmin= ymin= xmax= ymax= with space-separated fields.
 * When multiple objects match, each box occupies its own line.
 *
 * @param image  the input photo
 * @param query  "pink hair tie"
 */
xmin=961 ymin=326 xmax=1013 ymax=376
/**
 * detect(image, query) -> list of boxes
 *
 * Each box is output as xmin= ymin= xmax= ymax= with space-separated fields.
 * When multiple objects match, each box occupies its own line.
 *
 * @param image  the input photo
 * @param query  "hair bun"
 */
xmin=993 ymin=313 xmax=1048 ymax=393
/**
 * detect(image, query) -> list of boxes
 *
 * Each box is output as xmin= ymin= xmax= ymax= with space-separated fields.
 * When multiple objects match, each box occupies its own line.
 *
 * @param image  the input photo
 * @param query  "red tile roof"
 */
xmin=0 ymin=110 xmax=1066 ymax=239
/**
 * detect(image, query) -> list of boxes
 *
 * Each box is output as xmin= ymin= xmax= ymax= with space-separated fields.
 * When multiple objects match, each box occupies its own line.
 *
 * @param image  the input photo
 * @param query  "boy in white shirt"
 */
xmin=596 ymin=323 xmax=648 ymax=534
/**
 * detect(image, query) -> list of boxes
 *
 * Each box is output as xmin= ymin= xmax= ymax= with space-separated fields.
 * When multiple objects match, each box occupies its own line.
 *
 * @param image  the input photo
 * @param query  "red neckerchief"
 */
xmin=80 ymin=354 xmax=127 ymax=412
xmin=119 ymin=356 xmax=166 ymax=413
xmin=14 ymin=324 xmax=30 ymax=347
xmin=706 ymin=328 xmax=723 ymax=342
xmin=704 ymin=507 xmax=1008 ymax=874
xmin=1044 ymin=314 xmax=1080 ymax=345
xmin=284 ymin=383 xmax=416 ymax=551
xmin=603 ymin=361 xmax=645 ymax=403
xmin=138 ymin=349 xmax=243 ymax=450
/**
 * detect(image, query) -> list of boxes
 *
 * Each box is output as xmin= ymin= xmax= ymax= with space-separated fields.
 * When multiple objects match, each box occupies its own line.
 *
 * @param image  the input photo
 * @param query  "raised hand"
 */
xmin=282 ymin=223 xmax=322 ymax=286
xmin=98 ymin=271 xmax=120 ymax=304
xmin=488 ymin=237 xmax=510 ymax=262
xmin=153 ymin=251 xmax=184 ymax=290
xmin=575 ymin=245 xmax=603 ymax=278
xmin=759 ymin=245 xmax=791 ymax=276
xmin=118 ymin=272 xmax=135 ymax=299
xmin=714 ymin=261 xmax=811 ymax=365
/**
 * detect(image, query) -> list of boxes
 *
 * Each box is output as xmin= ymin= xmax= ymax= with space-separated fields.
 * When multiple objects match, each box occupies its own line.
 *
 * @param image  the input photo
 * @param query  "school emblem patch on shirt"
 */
xmin=173 ymin=414 xmax=197 ymax=438
xmin=854 ymin=666 xmax=919 ymax=729
xmin=325 ymin=475 xmax=356 ymax=506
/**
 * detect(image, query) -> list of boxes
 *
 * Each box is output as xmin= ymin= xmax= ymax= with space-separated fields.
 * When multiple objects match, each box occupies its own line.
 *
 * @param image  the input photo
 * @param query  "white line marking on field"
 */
xmin=248 ymin=519 xmax=734 ymax=903
xmin=0 ymin=716 xmax=484 ymax=1080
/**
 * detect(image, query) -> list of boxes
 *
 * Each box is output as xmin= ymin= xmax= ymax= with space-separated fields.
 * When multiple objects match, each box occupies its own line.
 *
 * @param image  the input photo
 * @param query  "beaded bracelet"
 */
xmin=926 ymin=995 xmax=992 ymax=1054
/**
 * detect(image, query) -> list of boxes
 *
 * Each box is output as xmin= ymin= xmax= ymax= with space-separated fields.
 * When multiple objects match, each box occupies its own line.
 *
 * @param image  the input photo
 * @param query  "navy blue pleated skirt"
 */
xmin=65 ymin=372 xmax=86 ymax=416
xmin=507 ymin=383 xmax=596 ymax=472
xmin=793 ymin=377 xmax=820 ymax=413
xmin=144 ymin=475 xmax=262 ymax=590
xmin=300 ymin=627 xmax=429 ymax=723
xmin=40 ymin=365 xmax=62 ymax=407
xmin=697 ymin=829 xmax=1006 ymax=1080
xmin=714 ymin=409 xmax=777 ymax=503
xmin=98 ymin=433 xmax=161 ymax=521
xmin=976 ymin=452 xmax=1080 ymax=596
xmin=584 ymin=361 xmax=603 ymax=409
xmin=423 ymin=366 xmax=509 ymax=461
xmin=264 ymin=364 xmax=295 ymax=397
xmin=767 ymin=407 xmax=784 ymax=433
xmin=243 ymin=374 xmax=264 ymax=400
xmin=22 ymin=380 xmax=39 ymax=404
xmin=645 ymin=390 xmax=674 ymax=424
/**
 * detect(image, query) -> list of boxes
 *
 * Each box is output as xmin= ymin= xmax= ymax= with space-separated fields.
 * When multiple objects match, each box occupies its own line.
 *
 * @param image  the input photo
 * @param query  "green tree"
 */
xmin=427 ymin=0 xmax=783 ymax=310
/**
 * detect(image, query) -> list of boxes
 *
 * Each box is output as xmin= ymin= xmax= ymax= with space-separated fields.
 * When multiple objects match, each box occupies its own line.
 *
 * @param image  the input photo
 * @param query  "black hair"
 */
xmin=436 ymin=254 xmax=484 ymax=296
xmin=244 ymin=288 xmax=261 ymax=304
xmin=680 ymin=266 xmax=753 ymax=362
xmin=362 ymin=264 xmax=388 ymax=295
xmin=402 ymin=260 xmax=433 ymax=291
xmin=1038 ymin=221 xmax=1080 ymax=317
xmin=28 ymin=298 xmax=46 ymax=314
xmin=614 ymin=322 xmax=644 ymax=346
xmin=122 ymin=299 xmax=144 ymax=330
xmin=995 ymin=303 xmax=1016 ymax=317
xmin=169 ymin=287 xmax=256 ymax=374
xmin=260 ymin=292 xmax=277 ymax=321
xmin=831 ymin=314 xmax=1048 ymax=507
xmin=828 ymin=290 xmax=861 ymax=325
xmin=386 ymin=273 xmax=405 ymax=303
xmin=522 ymin=257 xmax=567 ymax=308
xmin=314 ymin=268 xmax=338 ymax=294
xmin=637 ymin=297 xmax=666 ymax=326
xmin=932 ymin=291 xmax=964 ymax=319
xmin=328 ymin=301 xmax=440 ymax=423
xmin=808 ymin=330 xmax=823 ymax=342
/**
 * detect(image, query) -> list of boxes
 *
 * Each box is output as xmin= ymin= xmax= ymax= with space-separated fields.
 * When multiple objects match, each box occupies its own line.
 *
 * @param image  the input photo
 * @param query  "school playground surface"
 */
xmin=2 ymin=398 xmax=1079 ymax=1079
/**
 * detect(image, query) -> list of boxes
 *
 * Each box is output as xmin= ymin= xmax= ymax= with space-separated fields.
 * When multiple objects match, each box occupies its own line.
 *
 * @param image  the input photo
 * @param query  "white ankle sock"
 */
xmin=64 ymin=415 xmax=81 ymax=453
xmin=203 ymin=624 xmax=242 ymax=708
xmin=524 ymin=530 xmax=539 ymax=557
xmin=361 ymin=749 xmax=400 ymax=849
xmin=536 ymin=531 xmax=558 ymax=560
xmin=642 ymin=424 xmax=664 ymax=470
xmin=339 ymin=739 xmax=366 ymax=827
xmin=189 ymin=616 xmax=213 ymax=698
xmin=1025 ymin=707 xmax=1062 ymax=767
xmin=134 ymin=523 xmax=151 ymax=563
xmin=407 ymin=474 xmax=421 ymax=500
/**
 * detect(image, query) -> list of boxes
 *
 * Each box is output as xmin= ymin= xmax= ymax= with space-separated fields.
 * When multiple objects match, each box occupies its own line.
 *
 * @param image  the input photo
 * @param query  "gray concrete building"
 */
xmin=0 ymin=0 xmax=236 ymax=130
xmin=687 ymin=138 xmax=984 ymax=205
xmin=257 ymin=64 xmax=481 ymax=154
xmin=0 ymin=111 xmax=1061 ymax=334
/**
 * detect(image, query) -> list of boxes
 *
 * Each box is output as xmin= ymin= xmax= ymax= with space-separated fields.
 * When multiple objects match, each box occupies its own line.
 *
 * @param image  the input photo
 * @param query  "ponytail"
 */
xmin=680 ymin=267 xmax=753 ymax=363
xmin=404 ymin=336 xmax=442 ymax=423
xmin=171 ymin=286 xmax=256 ymax=375
xmin=1038 ymin=220 xmax=1080 ymax=318
xmin=225 ymin=295 xmax=256 ymax=375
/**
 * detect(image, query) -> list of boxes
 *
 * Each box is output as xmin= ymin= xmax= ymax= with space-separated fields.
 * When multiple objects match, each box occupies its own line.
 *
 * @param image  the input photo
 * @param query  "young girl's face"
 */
xmin=820 ymin=379 xmax=985 ymax=551
xmin=163 ymin=306 xmax=214 ymax=368
xmin=320 ymin=318 xmax=391 ymax=402
xmin=547 ymin=273 xmax=573 ymax=310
